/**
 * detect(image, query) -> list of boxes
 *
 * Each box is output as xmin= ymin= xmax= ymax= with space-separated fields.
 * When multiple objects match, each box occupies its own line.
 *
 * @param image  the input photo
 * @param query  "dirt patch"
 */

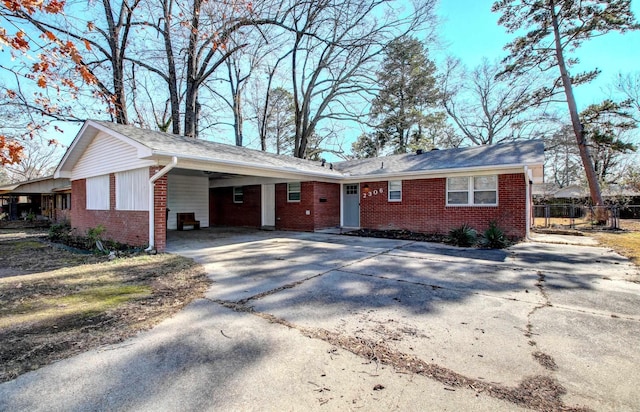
xmin=0 ymin=229 xmax=210 ymax=383
xmin=533 ymin=351 xmax=559 ymax=371
xmin=0 ymin=229 xmax=105 ymax=273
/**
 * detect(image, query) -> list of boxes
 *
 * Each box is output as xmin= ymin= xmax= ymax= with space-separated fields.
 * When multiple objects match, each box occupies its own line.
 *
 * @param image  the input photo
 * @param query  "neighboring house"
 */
xmin=54 ymin=120 xmax=544 ymax=251
xmin=0 ymin=176 xmax=71 ymax=222
xmin=533 ymin=184 xmax=640 ymax=203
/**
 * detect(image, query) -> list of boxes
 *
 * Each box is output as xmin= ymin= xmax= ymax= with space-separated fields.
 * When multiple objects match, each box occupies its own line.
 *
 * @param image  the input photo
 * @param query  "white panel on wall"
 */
xmin=167 ymin=174 xmax=209 ymax=230
xmin=72 ymin=132 xmax=155 ymax=180
xmin=116 ymin=168 xmax=150 ymax=211
xmin=86 ymin=175 xmax=110 ymax=210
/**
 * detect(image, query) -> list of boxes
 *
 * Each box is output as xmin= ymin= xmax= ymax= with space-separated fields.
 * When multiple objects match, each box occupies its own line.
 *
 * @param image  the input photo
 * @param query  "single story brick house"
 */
xmin=54 ymin=120 xmax=544 ymax=251
xmin=0 ymin=176 xmax=71 ymax=222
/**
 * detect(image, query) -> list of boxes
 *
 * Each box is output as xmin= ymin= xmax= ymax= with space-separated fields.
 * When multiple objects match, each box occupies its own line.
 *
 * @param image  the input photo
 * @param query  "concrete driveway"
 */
xmin=1 ymin=228 xmax=639 ymax=411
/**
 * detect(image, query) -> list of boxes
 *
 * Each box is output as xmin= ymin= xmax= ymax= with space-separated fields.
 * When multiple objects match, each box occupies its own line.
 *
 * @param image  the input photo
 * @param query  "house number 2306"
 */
xmin=363 ymin=188 xmax=384 ymax=199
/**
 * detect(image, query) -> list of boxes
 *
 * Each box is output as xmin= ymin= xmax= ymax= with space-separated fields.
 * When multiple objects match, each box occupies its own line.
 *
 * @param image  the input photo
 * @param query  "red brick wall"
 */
xmin=53 ymin=208 xmax=70 ymax=223
xmin=313 ymin=182 xmax=340 ymax=229
xmin=71 ymin=177 xmax=149 ymax=247
xmin=275 ymin=182 xmax=340 ymax=231
xmin=210 ymin=185 xmax=261 ymax=227
xmin=275 ymin=182 xmax=315 ymax=231
xmin=359 ymin=174 xmax=526 ymax=238
xmin=152 ymin=167 xmax=168 ymax=251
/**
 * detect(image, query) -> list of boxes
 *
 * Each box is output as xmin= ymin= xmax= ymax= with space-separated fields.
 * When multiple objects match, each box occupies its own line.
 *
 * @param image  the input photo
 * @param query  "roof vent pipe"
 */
xmin=416 ymin=149 xmax=423 ymax=155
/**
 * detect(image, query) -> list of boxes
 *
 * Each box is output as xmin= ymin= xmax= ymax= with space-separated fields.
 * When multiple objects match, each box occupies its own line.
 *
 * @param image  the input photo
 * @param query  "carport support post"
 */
xmin=146 ymin=157 xmax=178 ymax=252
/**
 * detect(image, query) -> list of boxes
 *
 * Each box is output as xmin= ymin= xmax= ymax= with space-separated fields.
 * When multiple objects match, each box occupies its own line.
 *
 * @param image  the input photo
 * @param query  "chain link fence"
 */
xmin=533 ymin=204 xmax=630 ymax=230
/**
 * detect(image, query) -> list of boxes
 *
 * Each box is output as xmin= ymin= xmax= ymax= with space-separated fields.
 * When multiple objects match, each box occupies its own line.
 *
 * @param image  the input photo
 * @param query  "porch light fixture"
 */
xmin=362 ymin=184 xmax=371 ymax=193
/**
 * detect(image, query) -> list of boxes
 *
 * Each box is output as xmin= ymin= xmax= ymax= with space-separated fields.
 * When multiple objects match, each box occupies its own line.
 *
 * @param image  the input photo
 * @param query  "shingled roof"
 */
xmin=57 ymin=120 xmax=544 ymax=182
xmin=92 ymin=121 xmax=343 ymax=177
xmin=334 ymin=140 xmax=544 ymax=177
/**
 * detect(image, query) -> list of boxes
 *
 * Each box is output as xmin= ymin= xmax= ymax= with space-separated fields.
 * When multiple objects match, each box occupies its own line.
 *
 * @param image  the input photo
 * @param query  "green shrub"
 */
xmin=87 ymin=225 xmax=108 ymax=253
xmin=446 ymin=224 xmax=477 ymax=247
xmin=48 ymin=222 xmax=72 ymax=242
xmin=480 ymin=221 xmax=510 ymax=249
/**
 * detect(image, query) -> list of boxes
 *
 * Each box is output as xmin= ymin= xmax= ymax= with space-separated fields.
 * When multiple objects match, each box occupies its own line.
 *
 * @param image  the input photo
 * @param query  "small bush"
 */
xmin=87 ymin=225 xmax=108 ymax=253
xmin=446 ymin=224 xmax=477 ymax=247
xmin=48 ymin=222 xmax=72 ymax=243
xmin=480 ymin=221 xmax=510 ymax=249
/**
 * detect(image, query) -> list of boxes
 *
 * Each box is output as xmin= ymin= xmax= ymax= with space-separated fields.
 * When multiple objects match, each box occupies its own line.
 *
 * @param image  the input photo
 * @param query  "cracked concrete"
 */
xmin=1 ymin=227 xmax=639 ymax=411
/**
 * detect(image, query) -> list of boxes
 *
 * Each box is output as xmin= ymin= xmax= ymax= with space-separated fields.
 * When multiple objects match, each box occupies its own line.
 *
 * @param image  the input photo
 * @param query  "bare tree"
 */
xmin=277 ymin=0 xmax=438 ymax=158
xmin=2 ymin=0 xmax=143 ymax=124
xmin=545 ymin=125 xmax=583 ymax=188
xmin=615 ymin=71 xmax=640 ymax=116
xmin=2 ymin=136 xmax=64 ymax=182
xmin=441 ymin=57 xmax=547 ymax=146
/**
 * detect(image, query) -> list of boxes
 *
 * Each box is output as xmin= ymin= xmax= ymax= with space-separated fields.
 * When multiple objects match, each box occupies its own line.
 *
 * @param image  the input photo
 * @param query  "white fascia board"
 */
xmin=339 ymin=163 xmax=542 ymax=183
xmin=149 ymin=152 xmax=344 ymax=182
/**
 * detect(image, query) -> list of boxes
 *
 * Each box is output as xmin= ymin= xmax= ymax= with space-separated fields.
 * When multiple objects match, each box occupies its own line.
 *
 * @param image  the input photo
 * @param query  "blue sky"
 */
xmin=436 ymin=1 xmax=640 ymax=109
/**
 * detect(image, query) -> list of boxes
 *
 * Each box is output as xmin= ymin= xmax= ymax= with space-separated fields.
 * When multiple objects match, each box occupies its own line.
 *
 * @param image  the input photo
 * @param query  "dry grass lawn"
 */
xmin=0 ymin=229 xmax=210 ymax=383
xmin=534 ymin=218 xmax=640 ymax=267
xmin=590 ymin=220 xmax=640 ymax=267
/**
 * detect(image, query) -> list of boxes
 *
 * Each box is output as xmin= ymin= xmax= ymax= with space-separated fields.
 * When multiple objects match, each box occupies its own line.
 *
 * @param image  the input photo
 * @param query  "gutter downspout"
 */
xmin=145 ymin=157 xmax=178 ymax=252
xmin=524 ymin=166 xmax=533 ymax=241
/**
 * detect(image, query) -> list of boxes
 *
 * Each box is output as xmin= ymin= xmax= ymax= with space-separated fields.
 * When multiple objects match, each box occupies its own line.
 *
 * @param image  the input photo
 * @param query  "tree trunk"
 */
xmin=234 ymin=92 xmax=243 ymax=146
xmin=550 ymin=1 xmax=605 ymax=217
xmin=161 ymin=0 xmax=180 ymax=135
xmin=103 ymin=0 xmax=128 ymax=125
xmin=183 ymin=0 xmax=202 ymax=138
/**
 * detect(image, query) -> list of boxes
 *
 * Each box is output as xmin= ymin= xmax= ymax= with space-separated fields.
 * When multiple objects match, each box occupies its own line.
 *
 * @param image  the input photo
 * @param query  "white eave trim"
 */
xmin=148 ymin=151 xmax=345 ymax=181
xmin=339 ymin=163 xmax=544 ymax=183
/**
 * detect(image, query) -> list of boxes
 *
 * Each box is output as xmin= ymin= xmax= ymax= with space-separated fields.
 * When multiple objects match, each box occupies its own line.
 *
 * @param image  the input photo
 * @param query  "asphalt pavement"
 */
xmin=1 ymin=228 xmax=638 ymax=411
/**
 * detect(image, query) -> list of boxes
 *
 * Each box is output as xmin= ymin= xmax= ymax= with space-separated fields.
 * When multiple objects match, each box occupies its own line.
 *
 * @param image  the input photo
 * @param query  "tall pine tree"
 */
xmin=368 ymin=36 xmax=441 ymax=155
xmin=492 ymin=0 xmax=639 ymax=212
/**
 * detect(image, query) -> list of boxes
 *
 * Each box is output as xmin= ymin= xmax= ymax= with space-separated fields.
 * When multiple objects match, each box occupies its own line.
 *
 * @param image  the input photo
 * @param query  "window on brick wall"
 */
xmin=56 ymin=193 xmax=71 ymax=210
xmin=447 ymin=175 xmax=498 ymax=206
xmin=86 ymin=175 xmax=110 ymax=210
xmin=388 ymin=180 xmax=402 ymax=202
xmin=233 ymin=186 xmax=244 ymax=203
xmin=116 ymin=168 xmax=149 ymax=211
xmin=288 ymin=182 xmax=301 ymax=202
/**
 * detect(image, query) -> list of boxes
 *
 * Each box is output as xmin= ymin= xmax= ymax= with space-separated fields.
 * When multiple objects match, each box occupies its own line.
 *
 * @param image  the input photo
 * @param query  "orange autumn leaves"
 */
xmin=0 ymin=135 xmax=23 ymax=166
xmin=0 ymin=0 xmax=95 ymax=165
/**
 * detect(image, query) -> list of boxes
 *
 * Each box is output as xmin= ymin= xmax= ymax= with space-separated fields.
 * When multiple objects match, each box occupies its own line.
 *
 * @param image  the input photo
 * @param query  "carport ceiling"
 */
xmin=168 ymin=168 xmax=242 ymax=180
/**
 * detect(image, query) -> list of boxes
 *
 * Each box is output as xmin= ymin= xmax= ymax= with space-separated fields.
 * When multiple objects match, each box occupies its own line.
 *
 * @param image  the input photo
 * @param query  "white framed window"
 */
xmin=116 ymin=168 xmax=149 ymax=211
xmin=233 ymin=186 xmax=244 ymax=203
xmin=287 ymin=182 xmax=301 ymax=202
xmin=388 ymin=180 xmax=402 ymax=202
xmin=86 ymin=175 xmax=110 ymax=210
xmin=447 ymin=175 xmax=498 ymax=206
